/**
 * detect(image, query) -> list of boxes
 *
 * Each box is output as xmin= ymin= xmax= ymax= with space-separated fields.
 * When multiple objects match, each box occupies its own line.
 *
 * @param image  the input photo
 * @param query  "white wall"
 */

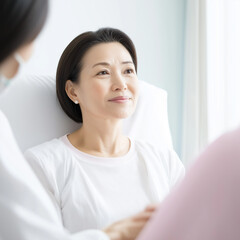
xmin=22 ymin=0 xmax=186 ymax=155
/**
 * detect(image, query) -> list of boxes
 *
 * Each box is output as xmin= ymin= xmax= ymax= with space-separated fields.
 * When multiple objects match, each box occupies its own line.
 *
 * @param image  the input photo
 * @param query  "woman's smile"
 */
xmin=108 ymin=96 xmax=131 ymax=103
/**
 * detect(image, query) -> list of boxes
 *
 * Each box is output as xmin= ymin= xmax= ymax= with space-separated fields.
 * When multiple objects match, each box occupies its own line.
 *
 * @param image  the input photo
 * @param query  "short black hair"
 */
xmin=0 ymin=0 xmax=48 ymax=64
xmin=56 ymin=27 xmax=138 ymax=123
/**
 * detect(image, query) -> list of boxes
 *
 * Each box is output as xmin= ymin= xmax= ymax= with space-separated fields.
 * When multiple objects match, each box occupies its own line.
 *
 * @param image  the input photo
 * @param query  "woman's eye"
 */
xmin=97 ymin=70 xmax=109 ymax=75
xmin=125 ymin=69 xmax=134 ymax=74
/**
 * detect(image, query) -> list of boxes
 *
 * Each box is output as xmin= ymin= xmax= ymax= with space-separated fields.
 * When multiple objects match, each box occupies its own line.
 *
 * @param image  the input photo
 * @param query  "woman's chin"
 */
xmin=113 ymin=109 xmax=135 ymax=119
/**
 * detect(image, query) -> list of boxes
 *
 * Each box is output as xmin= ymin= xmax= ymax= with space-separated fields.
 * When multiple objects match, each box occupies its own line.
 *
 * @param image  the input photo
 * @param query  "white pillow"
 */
xmin=0 ymin=75 xmax=173 ymax=152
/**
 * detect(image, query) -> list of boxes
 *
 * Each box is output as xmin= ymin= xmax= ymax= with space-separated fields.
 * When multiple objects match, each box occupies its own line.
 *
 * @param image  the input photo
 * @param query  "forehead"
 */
xmin=82 ymin=42 xmax=132 ymax=66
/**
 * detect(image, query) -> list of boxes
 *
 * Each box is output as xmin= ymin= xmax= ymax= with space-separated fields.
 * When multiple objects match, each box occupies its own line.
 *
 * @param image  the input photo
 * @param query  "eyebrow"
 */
xmin=92 ymin=61 xmax=133 ymax=68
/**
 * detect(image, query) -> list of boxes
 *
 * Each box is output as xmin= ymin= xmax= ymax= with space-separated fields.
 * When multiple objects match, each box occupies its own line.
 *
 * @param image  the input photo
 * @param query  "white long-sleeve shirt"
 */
xmin=25 ymin=135 xmax=185 ymax=233
xmin=0 ymin=110 xmax=109 ymax=240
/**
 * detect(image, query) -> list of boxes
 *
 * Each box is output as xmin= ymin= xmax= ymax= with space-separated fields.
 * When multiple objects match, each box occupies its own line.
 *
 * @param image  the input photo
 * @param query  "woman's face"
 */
xmin=73 ymin=42 xmax=139 ymax=122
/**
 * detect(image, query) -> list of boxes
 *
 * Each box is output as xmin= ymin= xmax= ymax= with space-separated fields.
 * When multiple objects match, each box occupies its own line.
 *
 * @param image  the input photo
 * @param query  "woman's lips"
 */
xmin=108 ymin=96 xmax=131 ymax=103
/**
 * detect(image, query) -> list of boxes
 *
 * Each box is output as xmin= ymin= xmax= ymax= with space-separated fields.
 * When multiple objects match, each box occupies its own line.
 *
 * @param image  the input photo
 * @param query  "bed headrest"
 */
xmin=0 ymin=75 xmax=172 ymax=151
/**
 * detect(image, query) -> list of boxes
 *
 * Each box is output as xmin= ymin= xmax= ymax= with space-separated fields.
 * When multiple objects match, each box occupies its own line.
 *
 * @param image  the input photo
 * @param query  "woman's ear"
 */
xmin=65 ymin=80 xmax=79 ymax=104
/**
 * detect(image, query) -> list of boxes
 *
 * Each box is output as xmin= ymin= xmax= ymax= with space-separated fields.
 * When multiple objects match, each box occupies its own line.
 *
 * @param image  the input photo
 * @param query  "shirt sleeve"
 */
xmin=24 ymin=149 xmax=63 ymax=222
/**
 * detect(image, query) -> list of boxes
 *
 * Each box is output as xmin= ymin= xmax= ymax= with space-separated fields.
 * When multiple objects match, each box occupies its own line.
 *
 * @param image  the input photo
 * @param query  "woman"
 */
xmin=1 ymin=1 xmax=150 ymax=240
xmin=25 ymin=28 xmax=185 ymax=234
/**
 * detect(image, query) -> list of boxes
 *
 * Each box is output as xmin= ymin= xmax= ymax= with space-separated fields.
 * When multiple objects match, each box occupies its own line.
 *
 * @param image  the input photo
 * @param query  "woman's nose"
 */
xmin=111 ymin=74 xmax=127 ymax=91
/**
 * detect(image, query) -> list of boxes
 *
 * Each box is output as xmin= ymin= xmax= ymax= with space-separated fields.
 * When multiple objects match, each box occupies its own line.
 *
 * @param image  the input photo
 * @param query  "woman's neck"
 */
xmin=68 ymin=118 xmax=130 ymax=157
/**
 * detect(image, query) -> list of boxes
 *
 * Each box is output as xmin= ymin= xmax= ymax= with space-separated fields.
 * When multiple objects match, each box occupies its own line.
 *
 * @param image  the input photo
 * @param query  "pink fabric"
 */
xmin=137 ymin=128 xmax=240 ymax=240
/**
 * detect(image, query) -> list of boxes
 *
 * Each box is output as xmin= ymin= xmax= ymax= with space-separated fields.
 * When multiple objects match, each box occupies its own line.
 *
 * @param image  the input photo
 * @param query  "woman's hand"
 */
xmin=103 ymin=204 xmax=159 ymax=240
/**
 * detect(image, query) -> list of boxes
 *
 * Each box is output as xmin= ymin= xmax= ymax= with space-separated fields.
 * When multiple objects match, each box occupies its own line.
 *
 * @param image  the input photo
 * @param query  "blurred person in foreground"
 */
xmin=137 ymin=128 xmax=240 ymax=239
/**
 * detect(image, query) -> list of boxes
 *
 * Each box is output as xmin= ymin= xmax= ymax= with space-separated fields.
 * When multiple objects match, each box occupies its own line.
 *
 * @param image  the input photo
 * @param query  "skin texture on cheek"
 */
xmin=78 ymin=80 xmax=137 ymax=120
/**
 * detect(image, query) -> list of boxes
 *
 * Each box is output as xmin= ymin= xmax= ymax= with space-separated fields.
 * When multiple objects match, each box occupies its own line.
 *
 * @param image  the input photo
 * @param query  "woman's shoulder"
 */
xmin=133 ymin=139 xmax=183 ymax=169
xmin=24 ymin=136 xmax=75 ymax=198
xmin=133 ymin=138 xmax=173 ymax=158
xmin=133 ymin=139 xmax=185 ymax=186
xmin=24 ymin=137 xmax=68 ymax=165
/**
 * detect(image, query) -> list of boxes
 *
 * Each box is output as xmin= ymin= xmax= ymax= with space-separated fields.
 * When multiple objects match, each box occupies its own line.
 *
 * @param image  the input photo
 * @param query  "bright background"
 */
xmin=22 ymin=0 xmax=186 ymax=156
xmin=22 ymin=0 xmax=240 ymax=165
